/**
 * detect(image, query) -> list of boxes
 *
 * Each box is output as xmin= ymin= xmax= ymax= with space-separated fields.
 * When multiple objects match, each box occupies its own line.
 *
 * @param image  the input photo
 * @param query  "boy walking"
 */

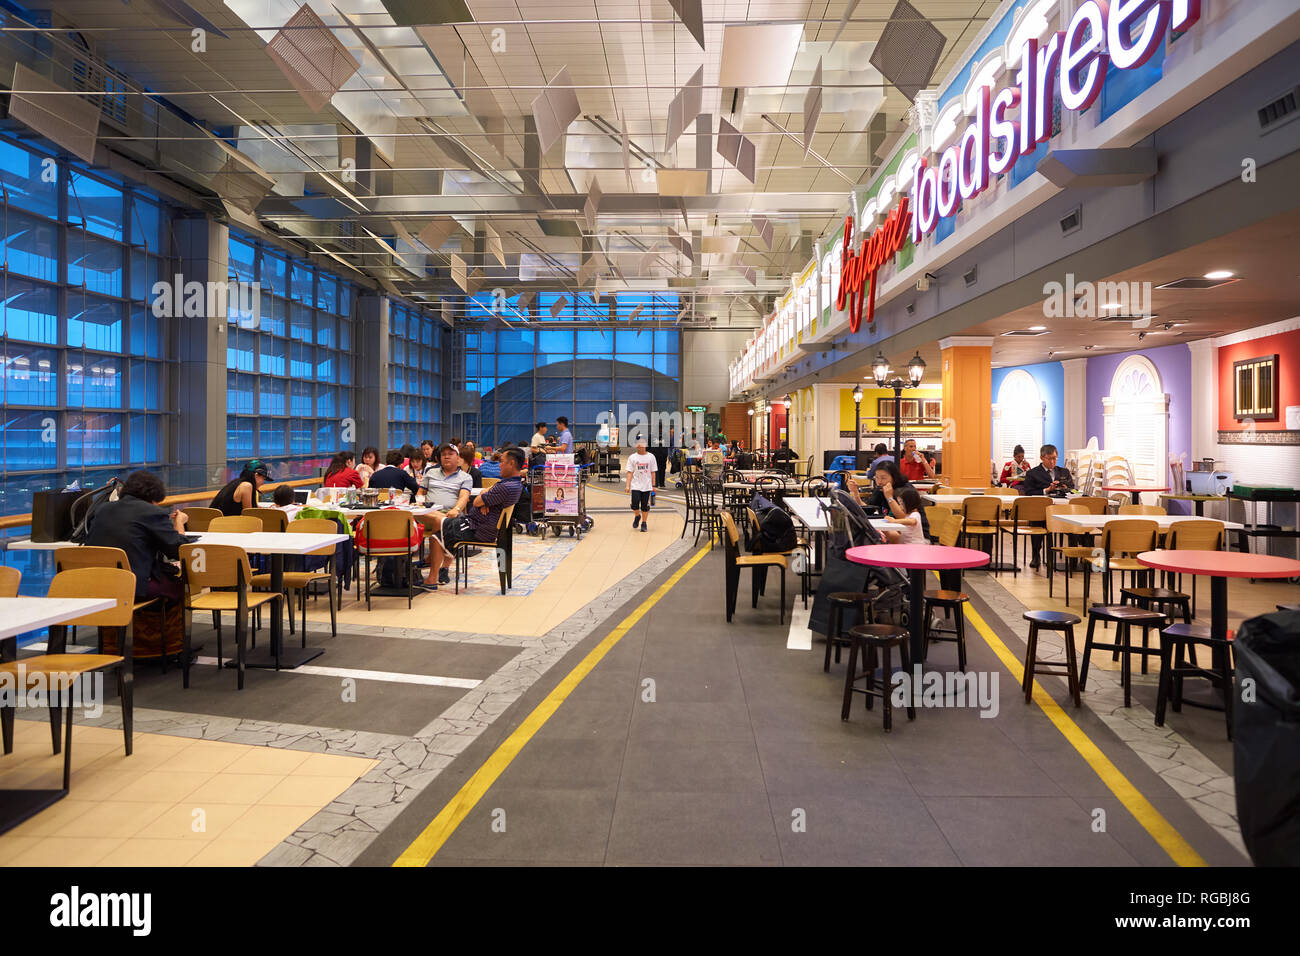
xmin=625 ymin=438 xmax=658 ymax=532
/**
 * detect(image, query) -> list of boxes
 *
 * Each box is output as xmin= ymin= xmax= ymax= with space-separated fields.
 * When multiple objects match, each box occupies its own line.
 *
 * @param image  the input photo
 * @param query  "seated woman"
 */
xmin=211 ymin=460 xmax=268 ymax=516
xmin=864 ymin=461 xmax=931 ymax=540
xmin=357 ymin=447 xmax=380 ymax=487
xmin=323 ymin=451 xmax=363 ymax=488
xmin=461 ymin=446 xmax=483 ymax=486
xmin=84 ymin=469 xmax=189 ymax=602
xmin=1000 ymin=444 xmax=1030 ymax=487
xmin=404 ymin=448 xmax=428 ymax=482
xmin=878 ymin=483 xmax=928 ymax=545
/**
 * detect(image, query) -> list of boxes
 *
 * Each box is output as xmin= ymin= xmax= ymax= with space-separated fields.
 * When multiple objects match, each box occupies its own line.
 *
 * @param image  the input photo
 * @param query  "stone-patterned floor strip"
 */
xmin=968 ymin=571 xmax=1249 ymax=859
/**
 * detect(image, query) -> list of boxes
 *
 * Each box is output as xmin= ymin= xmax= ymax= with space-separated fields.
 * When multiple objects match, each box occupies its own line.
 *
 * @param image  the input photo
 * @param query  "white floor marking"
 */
xmin=786 ymin=604 xmax=813 ymax=650
xmin=192 ymin=657 xmax=481 ymax=688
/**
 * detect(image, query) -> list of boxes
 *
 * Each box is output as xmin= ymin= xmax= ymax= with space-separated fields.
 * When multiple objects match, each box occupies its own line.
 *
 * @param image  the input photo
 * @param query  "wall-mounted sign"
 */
xmin=686 ymin=404 xmax=707 ymax=413
xmin=836 ymin=197 xmax=912 ymax=333
xmin=913 ymin=0 xmax=1203 ymax=243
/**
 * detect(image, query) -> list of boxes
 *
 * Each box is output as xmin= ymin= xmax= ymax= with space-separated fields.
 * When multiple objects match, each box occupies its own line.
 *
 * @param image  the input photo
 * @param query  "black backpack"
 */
xmin=70 ymin=478 xmax=121 ymax=544
xmin=753 ymin=505 xmax=797 ymax=555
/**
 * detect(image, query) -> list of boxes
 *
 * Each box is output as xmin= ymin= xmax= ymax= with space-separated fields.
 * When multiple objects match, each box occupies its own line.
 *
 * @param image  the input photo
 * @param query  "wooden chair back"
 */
xmin=209 ymin=515 xmax=262 ymax=533
xmin=46 ymin=568 xmax=136 ymax=628
xmin=961 ymin=496 xmax=1002 ymax=527
xmin=1167 ymin=519 xmax=1223 ymax=552
xmin=358 ymin=509 xmax=418 ymax=554
xmin=1010 ymin=496 xmax=1050 ymax=523
xmin=179 ymin=543 xmax=251 ymax=593
xmin=1045 ymin=504 xmax=1086 ymax=535
xmin=289 ymin=517 xmax=340 ymax=557
xmin=1118 ymin=503 xmax=1166 ymax=516
xmin=55 ymin=546 xmax=129 ymax=573
xmin=0 ymin=565 xmax=19 ymax=597
xmin=1073 ymin=496 xmax=1110 ymax=515
xmin=182 ymin=507 xmax=222 ymax=531
xmin=481 ymin=477 xmax=500 ymax=488
xmin=1101 ymin=519 xmax=1158 ymax=559
xmin=243 ymin=507 xmax=288 ymax=532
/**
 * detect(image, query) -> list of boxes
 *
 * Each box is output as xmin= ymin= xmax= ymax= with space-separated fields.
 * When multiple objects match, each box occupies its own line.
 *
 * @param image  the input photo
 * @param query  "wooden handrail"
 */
xmin=0 ymin=478 xmax=320 ymax=534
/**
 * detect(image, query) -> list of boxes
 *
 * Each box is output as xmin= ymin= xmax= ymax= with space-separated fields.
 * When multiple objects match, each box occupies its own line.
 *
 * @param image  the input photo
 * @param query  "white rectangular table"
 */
xmin=922 ymin=493 xmax=1040 ymax=509
xmin=11 ymin=533 xmax=348 ymax=669
xmin=0 ymin=597 xmax=116 ymax=641
xmin=1054 ymin=514 xmax=1244 ymax=532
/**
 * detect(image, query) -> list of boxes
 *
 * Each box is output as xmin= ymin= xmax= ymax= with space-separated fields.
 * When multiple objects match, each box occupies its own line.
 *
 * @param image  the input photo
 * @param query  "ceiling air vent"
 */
xmin=1258 ymin=87 xmax=1299 ymax=133
xmin=905 ymin=301 xmax=916 ymax=315
xmin=1060 ymin=206 xmax=1082 ymax=235
xmin=1002 ymin=328 xmax=1049 ymax=336
xmin=1156 ymin=276 xmax=1240 ymax=290
xmin=962 ymin=265 xmax=978 ymax=287
xmin=1092 ymin=313 xmax=1158 ymax=322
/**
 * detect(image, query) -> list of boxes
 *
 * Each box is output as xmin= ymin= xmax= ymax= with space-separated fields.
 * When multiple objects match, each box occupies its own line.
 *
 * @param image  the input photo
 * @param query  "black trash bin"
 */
xmin=1233 ymin=607 xmax=1300 ymax=866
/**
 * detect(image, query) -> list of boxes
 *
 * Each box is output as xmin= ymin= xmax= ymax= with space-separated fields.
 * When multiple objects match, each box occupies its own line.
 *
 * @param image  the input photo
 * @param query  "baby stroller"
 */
xmin=808 ymin=490 xmax=908 ymax=640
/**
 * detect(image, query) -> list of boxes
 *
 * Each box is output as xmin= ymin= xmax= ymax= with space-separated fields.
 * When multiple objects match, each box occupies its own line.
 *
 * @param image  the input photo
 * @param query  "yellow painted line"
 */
xmin=950 ymin=575 xmax=1206 ymax=867
xmin=393 ymin=545 xmax=713 ymax=867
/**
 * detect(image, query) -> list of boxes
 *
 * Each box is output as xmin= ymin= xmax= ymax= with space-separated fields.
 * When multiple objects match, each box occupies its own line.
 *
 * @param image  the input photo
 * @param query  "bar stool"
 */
xmin=841 ymin=623 xmax=914 ymax=732
xmin=1123 ymin=584 xmax=1195 ymax=664
xmin=824 ymin=591 xmax=872 ymax=672
xmin=922 ymin=589 xmax=969 ymax=671
xmin=1156 ymin=622 xmax=1235 ymax=740
xmin=1079 ymin=604 xmax=1168 ymax=706
xmin=1021 ymin=610 xmax=1082 ymax=707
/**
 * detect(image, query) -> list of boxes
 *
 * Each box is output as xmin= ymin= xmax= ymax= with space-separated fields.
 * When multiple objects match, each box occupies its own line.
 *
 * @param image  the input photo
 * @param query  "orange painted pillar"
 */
xmin=939 ymin=336 xmax=993 ymax=489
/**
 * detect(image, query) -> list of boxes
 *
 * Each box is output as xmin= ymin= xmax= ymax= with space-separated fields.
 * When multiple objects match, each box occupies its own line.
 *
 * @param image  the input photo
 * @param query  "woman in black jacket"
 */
xmin=85 ymin=470 xmax=190 ymax=601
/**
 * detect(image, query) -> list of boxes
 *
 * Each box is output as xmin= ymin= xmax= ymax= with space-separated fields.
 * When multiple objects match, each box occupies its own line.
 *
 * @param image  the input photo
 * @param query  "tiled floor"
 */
xmin=0 ymin=726 xmax=374 ymax=866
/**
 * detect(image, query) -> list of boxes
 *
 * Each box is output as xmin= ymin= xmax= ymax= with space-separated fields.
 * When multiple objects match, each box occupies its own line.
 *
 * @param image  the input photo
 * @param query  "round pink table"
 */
xmin=1103 ymin=485 xmax=1170 ymax=505
xmin=1137 ymin=550 xmax=1300 ymax=642
xmin=846 ymin=544 xmax=990 ymax=660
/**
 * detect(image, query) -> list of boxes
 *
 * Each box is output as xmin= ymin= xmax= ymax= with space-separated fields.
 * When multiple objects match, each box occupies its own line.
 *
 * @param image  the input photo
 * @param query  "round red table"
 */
xmin=846 ymin=544 xmax=990 ymax=660
xmin=1137 ymin=550 xmax=1300 ymax=641
xmin=1103 ymin=485 xmax=1170 ymax=505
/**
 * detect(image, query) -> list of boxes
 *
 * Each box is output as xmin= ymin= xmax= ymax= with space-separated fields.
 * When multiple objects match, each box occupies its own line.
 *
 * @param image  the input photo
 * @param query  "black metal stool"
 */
xmin=922 ymin=589 xmax=969 ymax=671
xmin=1156 ymin=622 xmax=1235 ymax=739
xmin=825 ymin=592 xmax=872 ymax=672
xmin=841 ymin=623 xmax=914 ymax=732
xmin=1124 ymin=585 xmax=1195 ymax=664
xmin=1021 ymin=610 xmax=1082 ymax=707
xmin=1080 ymin=604 xmax=1168 ymax=707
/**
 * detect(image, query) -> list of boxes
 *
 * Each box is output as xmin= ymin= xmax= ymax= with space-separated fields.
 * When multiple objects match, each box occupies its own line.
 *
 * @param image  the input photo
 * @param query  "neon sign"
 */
xmin=912 ymin=0 xmax=1203 ymax=243
xmin=836 ymin=197 xmax=912 ymax=332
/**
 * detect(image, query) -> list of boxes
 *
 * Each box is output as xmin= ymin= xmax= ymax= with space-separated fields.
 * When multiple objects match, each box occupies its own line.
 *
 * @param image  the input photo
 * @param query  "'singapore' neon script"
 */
xmin=836 ymin=197 xmax=912 ymax=333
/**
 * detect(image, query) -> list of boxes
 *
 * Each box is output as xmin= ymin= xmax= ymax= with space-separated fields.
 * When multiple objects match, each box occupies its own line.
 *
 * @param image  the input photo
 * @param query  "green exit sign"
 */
xmin=686 ymin=405 xmax=707 ymax=413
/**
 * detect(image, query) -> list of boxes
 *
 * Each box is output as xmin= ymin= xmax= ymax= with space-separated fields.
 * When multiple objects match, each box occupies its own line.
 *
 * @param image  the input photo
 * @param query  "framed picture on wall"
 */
xmin=922 ymin=399 xmax=942 ymax=423
xmin=877 ymin=398 xmax=897 ymax=426
xmin=1233 ymin=354 xmax=1278 ymax=421
xmin=900 ymin=399 xmax=921 ymax=424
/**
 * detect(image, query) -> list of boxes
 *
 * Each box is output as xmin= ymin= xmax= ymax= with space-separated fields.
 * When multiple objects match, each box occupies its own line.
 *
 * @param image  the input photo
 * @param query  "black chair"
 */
xmin=841 ymin=623 xmax=915 ymax=732
xmin=1079 ymin=604 xmax=1168 ymax=706
xmin=923 ymin=589 xmax=970 ymax=671
xmin=824 ymin=591 xmax=872 ymax=671
xmin=1022 ymin=610 xmax=1082 ymax=707
xmin=1156 ymin=622 xmax=1235 ymax=739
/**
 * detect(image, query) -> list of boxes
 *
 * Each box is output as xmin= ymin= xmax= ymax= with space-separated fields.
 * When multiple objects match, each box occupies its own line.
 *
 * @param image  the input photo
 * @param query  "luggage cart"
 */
xmin=526 ymin=464 xmax=596 ymax=538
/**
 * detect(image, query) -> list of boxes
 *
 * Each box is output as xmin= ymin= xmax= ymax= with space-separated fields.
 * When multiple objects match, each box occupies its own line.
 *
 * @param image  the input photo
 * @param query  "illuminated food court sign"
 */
xmin=836 ymin=198 xmax=912 ymax=333
xmin=912 ymin=0 xmax=1204 ymax=242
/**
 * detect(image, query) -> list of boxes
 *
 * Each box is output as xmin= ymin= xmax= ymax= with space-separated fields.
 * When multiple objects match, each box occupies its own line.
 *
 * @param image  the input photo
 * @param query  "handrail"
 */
xmin=0 ymin=478 xmax=321 ymax=534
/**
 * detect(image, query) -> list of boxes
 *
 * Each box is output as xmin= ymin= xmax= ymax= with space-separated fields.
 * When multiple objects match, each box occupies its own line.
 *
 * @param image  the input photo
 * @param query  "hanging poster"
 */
xmin=545 ymin=453 xmax=579 ymax=516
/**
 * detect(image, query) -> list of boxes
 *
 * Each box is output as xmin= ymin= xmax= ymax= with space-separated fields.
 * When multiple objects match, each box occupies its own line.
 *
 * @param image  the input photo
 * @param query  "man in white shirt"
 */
xmin=530 ymin=422 xmax=548 ymax=454
xmin=625 ymin=438 xmax=658 ymax=532
xmin=418 ymin=444 xmax=474 ymax=585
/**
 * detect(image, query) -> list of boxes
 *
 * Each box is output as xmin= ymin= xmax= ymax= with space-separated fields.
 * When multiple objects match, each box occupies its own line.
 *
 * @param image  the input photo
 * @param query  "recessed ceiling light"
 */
xmin=1100 ymin=302 xmax=1123 ymax=311
xmin=1204 ymin=270 xmax=1234 ymax=280
xmin=1028 ymin=325 xmax=1046 ymax=331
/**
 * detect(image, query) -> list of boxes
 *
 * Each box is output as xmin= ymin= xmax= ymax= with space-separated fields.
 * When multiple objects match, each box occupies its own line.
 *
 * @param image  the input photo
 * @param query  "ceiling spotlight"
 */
xmin=1204 ymin=270 xmax=1234 ymax=280
xmin=1028 ymin=325 xmax=1046 ymax=331
xmin=1100 ymin=302 xmax=1123 ymax=311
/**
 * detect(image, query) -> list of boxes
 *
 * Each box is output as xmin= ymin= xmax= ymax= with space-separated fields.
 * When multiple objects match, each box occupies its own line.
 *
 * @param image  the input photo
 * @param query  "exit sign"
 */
xmin=686 ymin=405 xmax=707 ymax=413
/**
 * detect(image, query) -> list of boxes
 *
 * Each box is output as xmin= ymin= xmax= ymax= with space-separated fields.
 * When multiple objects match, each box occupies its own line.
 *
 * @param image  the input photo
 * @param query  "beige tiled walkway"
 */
xmin=316 ymin=486 xmax=683 ymax=637
xmin=0 ymin=725 xmax=374 ymax=866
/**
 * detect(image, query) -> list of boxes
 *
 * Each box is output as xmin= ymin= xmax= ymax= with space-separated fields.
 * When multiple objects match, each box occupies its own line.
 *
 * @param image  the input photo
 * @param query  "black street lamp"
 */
xmin=872 ymin=350 xmax=927 ymax=462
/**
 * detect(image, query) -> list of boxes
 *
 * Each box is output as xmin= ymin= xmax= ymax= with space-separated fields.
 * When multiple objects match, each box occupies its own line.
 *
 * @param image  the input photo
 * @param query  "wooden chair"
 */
xmin=251 ymin=518 xmax=338 ymax=638
xmin=451 ymin=505 xmax=515 ymax=595
xmin=0 ymin=566 xmax=19 ymax=597
xmin=958 ymin=496 xmax=1001 ymax=561
xmin=1073 ymin=496 xmax=1111 ymax=515
xmin=747 ymin=506 xmax=808 ymax=608
xmin=1045 ymin=504 xmax=1096 ymax=606
xmin=182 ymin=507 xmax=222 ymax=532
xmin=1119 ymin=503 xmax=1166 ymax=516
xmin=356 ymin=510 xmax=420 ymax=609
xmin=0 ymin=568 xmax=136 ymax=788
xmin=242 ymin=507 xmax=289 ymax=532
xmin=720 ymin=512 xmax=787 ymax=624
xmin=480 ymin=477 xmax=500 ymax=489
xmin=998 ymin=495 xmax=1049 ymax=574
xmin=208 ymin=515 xmax=262 ymax=533
xmin=55 ymin=546 xmax=168 ymax=665
xmin=178 ymin=543 xmax=282 ymax=689
xmin=1165 ymin=519 xmax=1225 ymax=617
xmin=1085 ymin=519 xmax=1158 ymax=611
xmin=923 ymin=505 xmax=954 ymax=542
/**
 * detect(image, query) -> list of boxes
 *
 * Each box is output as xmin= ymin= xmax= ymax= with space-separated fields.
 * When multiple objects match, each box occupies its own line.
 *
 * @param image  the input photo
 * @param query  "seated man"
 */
xmin=424 ymin=447 xmax=526 ymax=588
xmin=84 ymin=469 xmax=189 ymax=602
xmin=1020 ymin=443 xmax=1075 ymax=569
xmin=368 ymin=449 xmax=421 ymax=496
xmin=898 ymin=438 xmax=936 ymax=482
xmin=418 ymin=444 xmax=473 ymax=584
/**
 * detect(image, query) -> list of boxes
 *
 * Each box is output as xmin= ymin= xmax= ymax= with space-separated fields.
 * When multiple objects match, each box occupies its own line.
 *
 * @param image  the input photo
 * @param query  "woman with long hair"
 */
xmin=357 ymin=446 xmax=380 ymax=487
xmin=323 ymin=450 xmax=362 ymax=488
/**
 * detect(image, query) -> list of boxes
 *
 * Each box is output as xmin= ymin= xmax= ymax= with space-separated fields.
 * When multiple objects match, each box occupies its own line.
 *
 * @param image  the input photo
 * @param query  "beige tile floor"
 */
xmin=313 ymin=486 xmax=685 ymax=637
xmin=0 ymin=724 xmax=374 ymax=866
